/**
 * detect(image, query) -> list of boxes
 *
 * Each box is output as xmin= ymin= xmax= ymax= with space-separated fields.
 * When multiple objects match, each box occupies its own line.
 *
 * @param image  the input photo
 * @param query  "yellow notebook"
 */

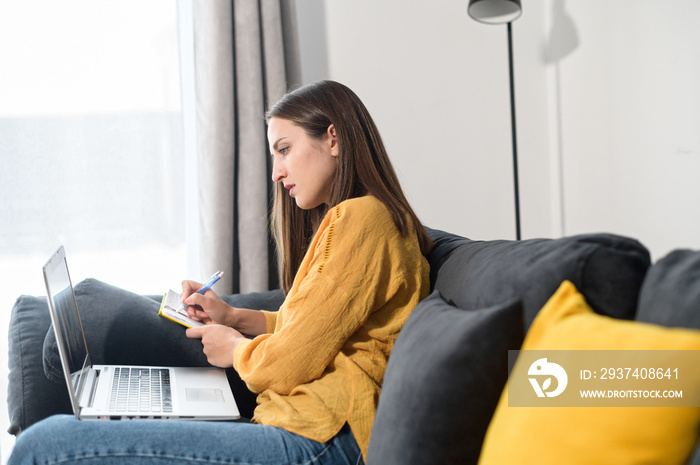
xmin=159 ymin=289 xmax=206 ymax=328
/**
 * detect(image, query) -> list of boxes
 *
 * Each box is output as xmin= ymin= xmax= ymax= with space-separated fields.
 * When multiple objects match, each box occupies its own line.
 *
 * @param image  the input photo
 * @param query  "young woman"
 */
xmin=9 ymin=80 xmax=432 ymax=465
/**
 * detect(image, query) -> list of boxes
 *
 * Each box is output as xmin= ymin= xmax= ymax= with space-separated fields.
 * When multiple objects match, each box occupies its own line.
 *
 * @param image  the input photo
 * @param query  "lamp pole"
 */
xmin=507 ymin=21 xmax=521 ymax=240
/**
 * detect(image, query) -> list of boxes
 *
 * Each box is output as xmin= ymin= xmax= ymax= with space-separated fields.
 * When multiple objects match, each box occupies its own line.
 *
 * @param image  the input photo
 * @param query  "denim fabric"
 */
xmin=9 ymin=415 xmax=363 ymax=465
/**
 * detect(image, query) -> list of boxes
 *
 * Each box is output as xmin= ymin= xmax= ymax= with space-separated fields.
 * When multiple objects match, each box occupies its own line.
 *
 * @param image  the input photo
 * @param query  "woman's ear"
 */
xmin=327 ymin=124 xmax=339 ymax=157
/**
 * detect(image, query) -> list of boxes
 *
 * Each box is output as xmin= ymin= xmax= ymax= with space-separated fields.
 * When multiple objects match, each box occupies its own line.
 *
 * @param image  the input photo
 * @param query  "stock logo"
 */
xmin=528 ymin=358 xmax=568 ymax=398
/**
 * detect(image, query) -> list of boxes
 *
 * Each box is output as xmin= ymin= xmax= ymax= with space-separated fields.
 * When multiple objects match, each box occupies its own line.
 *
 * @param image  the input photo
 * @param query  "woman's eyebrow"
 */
xmin=272 ymin=137 xmax=288 ymax=152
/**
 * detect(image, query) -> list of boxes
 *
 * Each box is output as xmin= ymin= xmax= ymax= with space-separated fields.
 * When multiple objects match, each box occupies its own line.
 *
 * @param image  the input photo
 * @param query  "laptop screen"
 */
xmin=43 ymin=246 xmax=90 ymax=398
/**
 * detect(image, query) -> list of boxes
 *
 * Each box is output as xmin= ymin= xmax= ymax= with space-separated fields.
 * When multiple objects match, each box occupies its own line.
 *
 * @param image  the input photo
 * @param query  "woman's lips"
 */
xmin=284 ymin=184 xmax=295 ymax=196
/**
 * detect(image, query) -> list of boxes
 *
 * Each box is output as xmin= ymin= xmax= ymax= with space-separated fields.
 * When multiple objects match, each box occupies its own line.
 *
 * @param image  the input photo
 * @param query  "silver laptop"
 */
xmin=43 ymin=245 xmax=240 ymax=421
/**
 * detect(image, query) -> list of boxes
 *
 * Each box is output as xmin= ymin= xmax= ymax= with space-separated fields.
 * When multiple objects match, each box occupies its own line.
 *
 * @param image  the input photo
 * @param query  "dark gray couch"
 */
xmin=7 ymin=228 xmax=700 ymax=464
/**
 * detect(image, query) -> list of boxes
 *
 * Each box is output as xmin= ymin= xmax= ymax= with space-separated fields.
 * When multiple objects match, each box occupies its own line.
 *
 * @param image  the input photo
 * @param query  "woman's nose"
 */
xmin=271 ymin=158 xmax=285 ymax=183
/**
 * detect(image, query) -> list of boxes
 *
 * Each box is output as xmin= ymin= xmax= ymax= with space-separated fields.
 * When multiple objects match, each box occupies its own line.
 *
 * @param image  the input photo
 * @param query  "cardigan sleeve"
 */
xmin=232 ymin=199 xmax=406 ymax=395
xmin=259 ymin=310 xmax=278 ymax=334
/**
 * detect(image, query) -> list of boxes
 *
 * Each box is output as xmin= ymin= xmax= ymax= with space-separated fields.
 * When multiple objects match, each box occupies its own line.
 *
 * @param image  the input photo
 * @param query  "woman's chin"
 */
xmin=294 ymin=197 xmax=324 ymax=210
xmin=293 ymin=197 xmax=307 ymax=209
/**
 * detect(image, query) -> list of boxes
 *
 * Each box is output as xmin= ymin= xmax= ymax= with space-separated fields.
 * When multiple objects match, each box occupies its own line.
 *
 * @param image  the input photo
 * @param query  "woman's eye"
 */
xmin=279 ymin=147 xmax=289 ymax=155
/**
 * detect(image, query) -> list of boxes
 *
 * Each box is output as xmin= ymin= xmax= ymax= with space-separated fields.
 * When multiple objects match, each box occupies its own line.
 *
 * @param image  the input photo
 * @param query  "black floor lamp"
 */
xmin=467 ymin=0 xmax=523 ymax=240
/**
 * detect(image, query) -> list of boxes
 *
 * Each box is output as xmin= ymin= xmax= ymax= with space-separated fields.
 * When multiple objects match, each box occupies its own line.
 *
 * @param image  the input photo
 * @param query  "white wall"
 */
xmin=550 ymin=0 xmax=700 ymax=260
xmin=320 ymin=0 xmax=544 ymax=241
xmin=296 ymin=0 xmax=700 ymax=259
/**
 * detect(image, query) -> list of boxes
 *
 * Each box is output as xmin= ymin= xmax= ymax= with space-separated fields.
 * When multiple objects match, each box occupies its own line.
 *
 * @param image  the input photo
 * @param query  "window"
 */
xmin=0 ymin=1 xmax=190 ymax=457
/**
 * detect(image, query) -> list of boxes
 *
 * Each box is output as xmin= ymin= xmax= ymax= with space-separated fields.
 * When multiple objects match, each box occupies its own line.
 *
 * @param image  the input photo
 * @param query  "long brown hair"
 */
xmin=266 ymin=80 xmax=432 ymax=293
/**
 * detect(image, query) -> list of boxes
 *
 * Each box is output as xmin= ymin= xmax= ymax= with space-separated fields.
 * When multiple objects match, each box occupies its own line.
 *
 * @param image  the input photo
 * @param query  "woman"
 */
xmin=9 ymin=80 xmax=431 ymax=465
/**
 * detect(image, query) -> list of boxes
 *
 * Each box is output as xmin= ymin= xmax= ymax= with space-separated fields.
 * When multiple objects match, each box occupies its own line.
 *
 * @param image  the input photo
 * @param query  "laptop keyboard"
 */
xmin=109 ymin=367 xmax=173 ymax=414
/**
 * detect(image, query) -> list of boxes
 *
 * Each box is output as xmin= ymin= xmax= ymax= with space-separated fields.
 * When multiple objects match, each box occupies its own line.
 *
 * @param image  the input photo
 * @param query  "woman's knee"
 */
xmin=9 ymin=415 xmax=77 ymax=463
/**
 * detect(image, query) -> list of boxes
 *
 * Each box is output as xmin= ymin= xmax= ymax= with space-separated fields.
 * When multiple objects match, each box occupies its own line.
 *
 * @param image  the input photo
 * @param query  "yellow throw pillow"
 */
xmin=478 ymin=280 xmax=700 ymax=465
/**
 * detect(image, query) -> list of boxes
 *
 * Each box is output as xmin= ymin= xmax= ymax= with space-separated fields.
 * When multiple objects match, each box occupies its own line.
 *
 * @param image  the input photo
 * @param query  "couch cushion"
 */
xmin=635 ymin=249 xmax=700 ymax=465
xmin=636 ymin=249 xmax=700 ymax=329
xmin=43 ymin=279 xmax=285 ymax=378
xmin=41 ymin=279 xmax=285 ymax=421
xmin=42 ymin=279 xmax=210 ymax=384
xmin=479 ymin=281 xmax=700 ymax=465
xmin=688 ymin=442 xmax=700 ymax=465
xmin=433 ymin=233 xmax=650 ymax=330
xmin=366 ymin=291 xmax=524 ymax=465
xmin=425 ymin=227 xmax=472 ymax=286
xmin=7 ymin=295 xmax=73 ymax=435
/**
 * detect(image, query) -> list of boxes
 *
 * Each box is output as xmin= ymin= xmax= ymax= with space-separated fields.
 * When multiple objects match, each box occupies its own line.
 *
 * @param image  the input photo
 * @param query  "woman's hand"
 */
xmin=185 ymin=325 xmax=245 ymax=368
xmin=180 ymin=280 xmax=234 ymax=326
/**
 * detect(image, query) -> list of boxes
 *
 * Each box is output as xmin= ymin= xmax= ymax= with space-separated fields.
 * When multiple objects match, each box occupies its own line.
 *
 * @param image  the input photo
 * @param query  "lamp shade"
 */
xmin=468 ymin=0 xmax=522 ymax=24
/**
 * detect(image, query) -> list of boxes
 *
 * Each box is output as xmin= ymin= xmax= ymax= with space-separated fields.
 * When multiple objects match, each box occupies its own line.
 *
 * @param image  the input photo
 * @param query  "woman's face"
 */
xmin=268 ymin=117 xmax=339 ymax=210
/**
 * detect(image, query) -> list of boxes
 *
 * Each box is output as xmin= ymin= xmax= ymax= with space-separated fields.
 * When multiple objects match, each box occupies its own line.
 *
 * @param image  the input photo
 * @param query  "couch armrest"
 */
xmin=7 ymin=295 xmax=72 ymax=435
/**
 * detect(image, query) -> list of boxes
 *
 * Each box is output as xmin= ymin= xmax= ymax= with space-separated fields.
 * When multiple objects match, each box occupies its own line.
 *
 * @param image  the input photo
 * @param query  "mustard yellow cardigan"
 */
xmin=232 ymin=195 xmax=430 ymax=458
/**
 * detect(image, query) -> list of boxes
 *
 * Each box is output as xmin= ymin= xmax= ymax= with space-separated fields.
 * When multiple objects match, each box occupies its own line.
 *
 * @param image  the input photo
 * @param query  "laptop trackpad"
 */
xmin=185 ymin=388 xmax=225 ymax=403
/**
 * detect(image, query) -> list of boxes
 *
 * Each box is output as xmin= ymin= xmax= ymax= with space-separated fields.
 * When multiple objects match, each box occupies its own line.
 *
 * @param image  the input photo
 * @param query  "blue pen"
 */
xmin=176 ymin=271 xmax=225 ymax=314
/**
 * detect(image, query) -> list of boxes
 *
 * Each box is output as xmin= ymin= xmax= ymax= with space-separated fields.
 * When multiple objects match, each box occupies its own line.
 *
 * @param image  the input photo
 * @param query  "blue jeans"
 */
xmin=9 ymin=415 xmax=364 ymax=465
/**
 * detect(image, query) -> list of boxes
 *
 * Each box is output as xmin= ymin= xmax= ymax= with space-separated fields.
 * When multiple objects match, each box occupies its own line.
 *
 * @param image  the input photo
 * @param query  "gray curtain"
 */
xmin=192 ymin=0 xmax=300 ymax=294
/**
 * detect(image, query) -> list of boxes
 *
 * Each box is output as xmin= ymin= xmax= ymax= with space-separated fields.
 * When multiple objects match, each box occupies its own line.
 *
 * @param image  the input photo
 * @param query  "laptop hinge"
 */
xmin=79 ymin=368 xmax=100 ymax=408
